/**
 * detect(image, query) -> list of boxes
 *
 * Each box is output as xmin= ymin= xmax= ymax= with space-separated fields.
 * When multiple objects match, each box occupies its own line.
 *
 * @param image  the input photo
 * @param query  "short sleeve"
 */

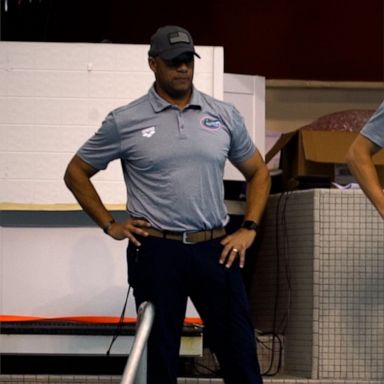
xmin=77 ymin=112 xmax=121 ymax=170
xmin=227 ymin=105 xmax=257 ymax=164
xmin=360 ymin=101 xmax=384 ymax=148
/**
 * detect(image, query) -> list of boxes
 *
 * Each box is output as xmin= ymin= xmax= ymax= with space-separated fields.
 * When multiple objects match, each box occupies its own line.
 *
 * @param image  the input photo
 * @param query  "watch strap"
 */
xmin=241 ymin=220 xmax=260 ymax=231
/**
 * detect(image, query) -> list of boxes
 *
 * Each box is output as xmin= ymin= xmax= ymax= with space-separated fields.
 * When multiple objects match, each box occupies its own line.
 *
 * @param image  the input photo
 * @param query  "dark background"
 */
xmin=1 ymin=0 xmax=383 ymax=81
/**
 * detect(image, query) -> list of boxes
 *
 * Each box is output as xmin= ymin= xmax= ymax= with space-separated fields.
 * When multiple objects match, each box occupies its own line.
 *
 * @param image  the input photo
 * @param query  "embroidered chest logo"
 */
xmin=142 ymin=126 xmax=156 ymax=138
xmin=200 ymin=116 xmax=222 ymax=130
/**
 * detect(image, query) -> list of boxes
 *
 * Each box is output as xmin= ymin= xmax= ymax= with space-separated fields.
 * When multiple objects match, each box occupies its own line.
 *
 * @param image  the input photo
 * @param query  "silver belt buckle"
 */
xmin=182 ymin=231 xmax=196 ymax=244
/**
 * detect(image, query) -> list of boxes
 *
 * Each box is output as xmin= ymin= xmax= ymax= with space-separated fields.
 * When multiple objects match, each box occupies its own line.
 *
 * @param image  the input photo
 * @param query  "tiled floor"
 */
xmin=1 ymin=376 xmax=384 ymax=384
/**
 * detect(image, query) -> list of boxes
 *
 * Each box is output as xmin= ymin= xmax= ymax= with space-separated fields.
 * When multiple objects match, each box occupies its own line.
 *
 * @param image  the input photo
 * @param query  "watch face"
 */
xmin=242 ymin=220 xmax=259 ymax=230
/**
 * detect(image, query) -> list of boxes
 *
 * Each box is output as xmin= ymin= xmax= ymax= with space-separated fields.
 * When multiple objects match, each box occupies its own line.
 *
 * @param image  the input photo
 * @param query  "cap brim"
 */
xmin=158 ymin=47 xmax=201 ymax=60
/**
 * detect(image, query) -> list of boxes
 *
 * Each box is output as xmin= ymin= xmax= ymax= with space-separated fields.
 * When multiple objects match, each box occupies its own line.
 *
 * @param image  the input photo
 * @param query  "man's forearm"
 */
xmin=64 ymin=158 xmax=114 ymax=230
xmin=346 ymin=136 xmax=384 ymax=219
xmin=348 ymin=159 xmax=384 ymax=219
xmin=244 ymin=167 xmax=271 ymax=224
xmin=69 ymin=180 xmax=114 ymax=229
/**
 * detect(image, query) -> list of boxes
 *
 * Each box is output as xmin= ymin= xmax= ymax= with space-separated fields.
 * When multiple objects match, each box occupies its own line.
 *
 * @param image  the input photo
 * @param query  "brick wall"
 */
xmin=0 ymin=42 xmax=223 ymax=204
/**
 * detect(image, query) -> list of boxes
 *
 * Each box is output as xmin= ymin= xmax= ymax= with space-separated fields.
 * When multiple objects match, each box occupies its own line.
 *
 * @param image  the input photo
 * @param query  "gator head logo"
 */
xmin=200 ymin=116 xmax=222 ymax=130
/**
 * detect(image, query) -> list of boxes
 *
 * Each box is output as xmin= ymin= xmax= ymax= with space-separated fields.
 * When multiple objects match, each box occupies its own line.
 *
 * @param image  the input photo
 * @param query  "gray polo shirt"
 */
xmin=361 ymin=101 xmax=384 ymax=148
xmin=78 ymin=85 xmax=257 ymax=231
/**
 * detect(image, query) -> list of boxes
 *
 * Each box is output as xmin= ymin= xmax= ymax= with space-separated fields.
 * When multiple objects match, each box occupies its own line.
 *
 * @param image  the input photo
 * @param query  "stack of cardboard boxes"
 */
xmin=266 ymin=110 xmax=384 ymax=190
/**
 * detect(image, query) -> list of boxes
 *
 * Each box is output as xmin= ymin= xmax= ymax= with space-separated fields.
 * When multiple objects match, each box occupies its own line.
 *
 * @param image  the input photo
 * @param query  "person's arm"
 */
xmin=64 ymin=154 xmax=150 ymax=245
xmin=346 ymin=134 xmax=384 ymax=219
xmin=220 ymin=150 xmax=271 ymax=268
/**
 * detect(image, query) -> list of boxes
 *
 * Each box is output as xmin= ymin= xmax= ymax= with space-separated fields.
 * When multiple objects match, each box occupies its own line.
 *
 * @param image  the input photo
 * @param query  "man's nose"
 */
xmin=176 ymin=62 xmax=189 ymax=71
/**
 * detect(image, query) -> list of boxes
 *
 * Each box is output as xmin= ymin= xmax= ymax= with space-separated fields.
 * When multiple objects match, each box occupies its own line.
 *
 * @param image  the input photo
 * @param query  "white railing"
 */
xmin=120 ymin=301 xmax=155 ymax=384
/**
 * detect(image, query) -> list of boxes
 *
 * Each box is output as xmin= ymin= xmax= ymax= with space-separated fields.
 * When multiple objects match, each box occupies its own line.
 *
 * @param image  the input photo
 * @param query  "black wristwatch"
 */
xmin=241 ymin=220 xmax=260 ymax=232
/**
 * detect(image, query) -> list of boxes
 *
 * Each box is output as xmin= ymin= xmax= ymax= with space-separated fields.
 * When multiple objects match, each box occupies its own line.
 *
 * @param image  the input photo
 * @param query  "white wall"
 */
xmin=0 ymin=42 xmax=224 ymax=205
xmin=1 ymin=227 xmax=129 ymax=317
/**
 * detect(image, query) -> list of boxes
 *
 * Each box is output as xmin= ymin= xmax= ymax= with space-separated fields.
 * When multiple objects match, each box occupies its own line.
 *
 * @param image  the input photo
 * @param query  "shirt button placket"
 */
xmin=178 ymin=111 xmax=187 ymax=139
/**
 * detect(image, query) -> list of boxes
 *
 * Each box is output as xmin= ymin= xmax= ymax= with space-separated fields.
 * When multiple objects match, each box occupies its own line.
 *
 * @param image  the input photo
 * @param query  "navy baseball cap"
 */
xmin=148 ymin=25 xmax=201 ymax=60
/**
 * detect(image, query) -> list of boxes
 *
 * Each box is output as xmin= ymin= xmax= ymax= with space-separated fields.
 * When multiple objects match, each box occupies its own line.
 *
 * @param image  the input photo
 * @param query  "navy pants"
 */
xmin=127 ymin=235 xmax=263 ymax=384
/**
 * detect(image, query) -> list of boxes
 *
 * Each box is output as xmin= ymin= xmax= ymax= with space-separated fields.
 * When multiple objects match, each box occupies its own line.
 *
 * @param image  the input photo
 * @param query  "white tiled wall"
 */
xmin=317 ymin=191 xmax=384 ymax=380
xmin=0 ymin=42 xmax=223 ymax=204
xmin=249 ymin=189 xmax=384 ymax=381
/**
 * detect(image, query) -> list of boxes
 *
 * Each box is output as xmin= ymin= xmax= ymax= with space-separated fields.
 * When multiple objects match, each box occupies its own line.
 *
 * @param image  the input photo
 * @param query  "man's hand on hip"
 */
xmin=219 ymin=228 xmax=257 ymax=269
xmin=107 ymin=217 xmax=151 ymax=246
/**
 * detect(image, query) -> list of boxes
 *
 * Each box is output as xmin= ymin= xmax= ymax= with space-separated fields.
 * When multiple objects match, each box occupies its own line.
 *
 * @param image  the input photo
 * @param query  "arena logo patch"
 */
xmin=200 ymin=116 xmax=222 ymax=130
xmin=142 ymin=126 xmax=156 ymax=138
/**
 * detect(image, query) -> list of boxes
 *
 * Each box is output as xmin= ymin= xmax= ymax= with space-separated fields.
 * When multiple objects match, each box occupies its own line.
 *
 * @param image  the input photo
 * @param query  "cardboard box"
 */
xmin=266 ymin=129 xmax=384 ymax=190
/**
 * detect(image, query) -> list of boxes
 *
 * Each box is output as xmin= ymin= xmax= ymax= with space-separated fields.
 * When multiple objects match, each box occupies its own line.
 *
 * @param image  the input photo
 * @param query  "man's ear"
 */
xmin=148 ymin=57 xmax=156 ymax=72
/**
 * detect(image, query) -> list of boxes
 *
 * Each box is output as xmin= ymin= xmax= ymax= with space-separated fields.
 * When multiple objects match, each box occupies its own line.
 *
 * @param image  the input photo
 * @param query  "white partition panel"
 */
xmin=223 ymin=73 xmax=266 ymax=180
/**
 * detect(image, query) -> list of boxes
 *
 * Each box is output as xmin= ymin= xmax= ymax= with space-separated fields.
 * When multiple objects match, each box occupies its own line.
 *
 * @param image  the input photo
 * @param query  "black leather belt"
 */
xmin=146 ymin=227 xmax=226 ymax=244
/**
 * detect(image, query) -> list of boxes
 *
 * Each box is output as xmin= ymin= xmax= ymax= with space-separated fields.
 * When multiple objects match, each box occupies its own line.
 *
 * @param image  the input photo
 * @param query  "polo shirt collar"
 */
xmin=148 ymin=84 xmax=202 ymax=112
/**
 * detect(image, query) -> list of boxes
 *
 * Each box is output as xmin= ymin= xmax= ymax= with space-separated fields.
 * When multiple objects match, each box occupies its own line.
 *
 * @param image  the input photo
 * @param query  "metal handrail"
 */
xmin=120 ymin=301 xmax=155 ymax=384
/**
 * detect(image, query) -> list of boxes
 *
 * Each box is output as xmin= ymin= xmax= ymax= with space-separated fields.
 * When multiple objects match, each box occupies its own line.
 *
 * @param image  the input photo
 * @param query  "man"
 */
xmin=64 ymin=25 xmax=270 ymax=384
xmin=346 ymin=101 xmax=384 ymax=219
